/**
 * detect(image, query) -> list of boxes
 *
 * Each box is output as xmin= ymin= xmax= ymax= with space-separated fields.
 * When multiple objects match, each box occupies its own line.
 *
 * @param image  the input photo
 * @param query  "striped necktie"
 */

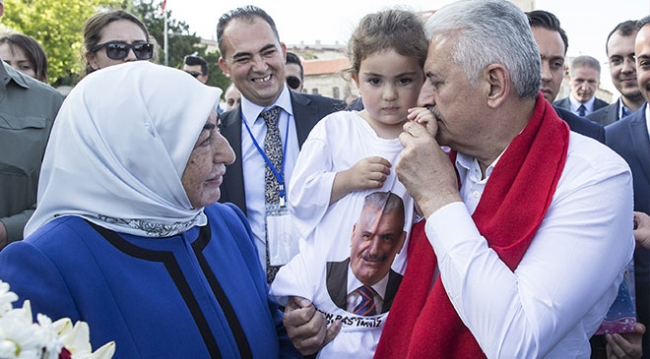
xmin=353 ymin=285 xmax=377 ymax=316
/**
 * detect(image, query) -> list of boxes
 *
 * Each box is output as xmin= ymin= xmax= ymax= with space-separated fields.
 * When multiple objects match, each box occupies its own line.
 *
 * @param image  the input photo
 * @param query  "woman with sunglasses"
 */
xmin=83 ymin=10 xmax=154 ymax=77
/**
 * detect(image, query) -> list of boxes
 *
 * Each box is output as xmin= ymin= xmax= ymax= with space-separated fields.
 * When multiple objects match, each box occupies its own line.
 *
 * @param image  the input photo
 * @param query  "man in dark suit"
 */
xmin=526 ymin=11 xmax=605 ymax=143
xmin=326 ymin=258 xmax=402 ymax=315
xmin=216 ymin=6 xmax=344 ymax=282
xmin=588 ymin=21 xmax=645 ymax=126
xmin=606 ymin=15 xmax=650 ymax=358
xmin=325 ymin=192 xmax=406 ymax=315
xmin=553 ymin=55 xmax=609 ymax=117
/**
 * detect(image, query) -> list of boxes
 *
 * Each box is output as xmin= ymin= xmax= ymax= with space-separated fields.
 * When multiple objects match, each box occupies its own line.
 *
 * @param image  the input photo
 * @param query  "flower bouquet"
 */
xmin=0 ymin=280 xmax=114 ymax=359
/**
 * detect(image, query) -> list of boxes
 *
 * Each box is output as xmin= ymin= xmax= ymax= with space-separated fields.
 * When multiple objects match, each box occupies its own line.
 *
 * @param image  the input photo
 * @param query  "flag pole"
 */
xmin=163 ymin=0 xmax=168 ymax=66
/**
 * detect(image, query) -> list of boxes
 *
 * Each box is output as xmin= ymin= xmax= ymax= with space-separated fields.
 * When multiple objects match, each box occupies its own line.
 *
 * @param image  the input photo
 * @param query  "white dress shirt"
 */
xmin=645 ymin=105 xmax=650 ymax=139
xmin=569 ymin=95 xmax=596 ymax=116
xmin=240 ymin=86 xmax=300 ymax=270
xmin=425 ymin=132 xmax=634 ymax=358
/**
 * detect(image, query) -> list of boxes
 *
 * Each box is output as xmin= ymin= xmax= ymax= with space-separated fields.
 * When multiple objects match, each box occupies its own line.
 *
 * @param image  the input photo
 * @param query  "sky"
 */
xmin=167 ymin=0 xmax=649 ymax=91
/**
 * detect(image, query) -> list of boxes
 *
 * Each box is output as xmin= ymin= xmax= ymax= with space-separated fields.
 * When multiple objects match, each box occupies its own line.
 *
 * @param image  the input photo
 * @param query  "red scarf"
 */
xmin=375 ymin=95 xmax=570 ymax=358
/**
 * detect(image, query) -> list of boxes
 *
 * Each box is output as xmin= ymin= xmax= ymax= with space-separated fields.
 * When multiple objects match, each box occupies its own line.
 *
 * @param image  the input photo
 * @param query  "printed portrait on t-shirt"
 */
xmin=325 ymin=192 xmax=406 ymax=316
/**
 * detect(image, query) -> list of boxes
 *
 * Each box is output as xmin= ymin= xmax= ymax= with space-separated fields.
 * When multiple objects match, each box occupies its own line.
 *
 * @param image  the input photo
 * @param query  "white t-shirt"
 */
xmin=271 ymin=111 xmax=414 ymax=358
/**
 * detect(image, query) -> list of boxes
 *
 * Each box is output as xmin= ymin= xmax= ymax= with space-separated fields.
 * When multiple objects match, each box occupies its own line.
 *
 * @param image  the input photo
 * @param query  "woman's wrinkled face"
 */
xmin=181 ymin=109 xmax=235 ymax=208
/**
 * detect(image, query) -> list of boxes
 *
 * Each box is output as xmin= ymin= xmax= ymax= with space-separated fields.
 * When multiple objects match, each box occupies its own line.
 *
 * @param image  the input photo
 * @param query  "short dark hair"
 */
xmin=526 ymin=10 xmax=569 ymax=55
xmin=638 ymin=16 xmax=650 ymax=30
xmin=184 ymin=54 xmax=208 ymax=75
xmin=217 ymin=6 xmax=279 ymax=58
xmin=606 ymin=20 xmax=639 ymax=55
xmin=285 ymin=52 xmax=303 ymax=78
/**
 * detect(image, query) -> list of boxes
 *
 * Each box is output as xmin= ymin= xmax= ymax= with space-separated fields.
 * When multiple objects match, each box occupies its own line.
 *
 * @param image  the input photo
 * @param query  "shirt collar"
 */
xmin=346 ymin=263 xmax=389 ymax=300
xmin=0 ymin=60 xmax=31 ymax=89
xmin=618 ymin=98 xmax=632 ymax=119
xmin=569 ymin=94 xmax=595 ymax=113
xmin=241 ymin=85 xmax=293 ymax=126
xmin=456 ymin=150 xmax=503 ymax=183
xmin=645 ymin=104 xmax=650 ymax=140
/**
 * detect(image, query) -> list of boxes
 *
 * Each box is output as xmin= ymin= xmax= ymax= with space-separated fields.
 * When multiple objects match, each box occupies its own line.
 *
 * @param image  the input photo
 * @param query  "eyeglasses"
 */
xmin=185 ymin=71 xmax=201 ymax=78
xmin=90 ymin=41 xmax=154 ymax=61
xmin=286 ymin=76 xmax=302 ymax=90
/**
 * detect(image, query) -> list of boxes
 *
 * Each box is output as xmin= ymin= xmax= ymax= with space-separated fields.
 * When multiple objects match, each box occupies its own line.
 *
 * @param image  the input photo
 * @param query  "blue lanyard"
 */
xmin=242 ymin=110 xmax=290 ymax=201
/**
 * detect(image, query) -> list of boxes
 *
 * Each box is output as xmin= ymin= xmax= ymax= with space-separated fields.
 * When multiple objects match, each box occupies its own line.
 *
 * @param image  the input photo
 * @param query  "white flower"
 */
xmin=0 ymin=301 xmax=47 ymax=359
xmin=36 ymin=313 xmax=65 ymax=359
xmin=0 ymin=281 xmax=114 ymax=359
xmin=55 ymin=319 xmax=115 ymax=359
xmin=0 ymin=281 xmax=18 ymax=316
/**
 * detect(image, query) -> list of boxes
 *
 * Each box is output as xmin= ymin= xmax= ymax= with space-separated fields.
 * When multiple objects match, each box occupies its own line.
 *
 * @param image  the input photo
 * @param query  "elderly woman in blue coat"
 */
xmin=0 ymin=61 xmax=300 ymax=358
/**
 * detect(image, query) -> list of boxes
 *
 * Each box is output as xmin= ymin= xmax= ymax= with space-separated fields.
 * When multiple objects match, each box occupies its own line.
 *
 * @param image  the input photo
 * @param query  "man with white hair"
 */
xmin=282 ymin=1 xmax=635 ymax=357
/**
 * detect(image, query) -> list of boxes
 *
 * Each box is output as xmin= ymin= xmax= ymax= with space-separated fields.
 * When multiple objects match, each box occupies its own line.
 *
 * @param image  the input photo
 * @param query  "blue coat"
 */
xmin=0 ymin=203 xmax=299 ymax=358
xmin=606 ymin=104 xmax=650 ymax=357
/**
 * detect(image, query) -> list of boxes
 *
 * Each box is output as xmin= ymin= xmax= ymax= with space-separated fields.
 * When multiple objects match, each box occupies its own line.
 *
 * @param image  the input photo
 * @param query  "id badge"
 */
xmin=266 ymin=203 xmax=298 ymax=266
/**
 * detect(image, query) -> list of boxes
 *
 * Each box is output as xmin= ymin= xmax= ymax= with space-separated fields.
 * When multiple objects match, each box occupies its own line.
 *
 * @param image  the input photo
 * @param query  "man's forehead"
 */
xmin=531 ymin=27 xmax=565 ymax=53
xmin=424 ymin=35 xmax=455 ymax=66
xmin=635 ymin=26 xmax=650 ymax=51
xmin=224 ymin=17 xmax=277 ymax=45
xmin=359 ymin=206 xmax=402 ymax=226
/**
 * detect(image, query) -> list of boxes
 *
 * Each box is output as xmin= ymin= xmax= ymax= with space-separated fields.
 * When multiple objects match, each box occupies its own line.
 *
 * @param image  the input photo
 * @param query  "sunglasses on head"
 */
xmin=91 ymin=41 xmax=154 ymax=61
xmin=185 ymin=71 xmax=201 ymax=78
xmin=286 ymin=76 xmax=301 ymax=90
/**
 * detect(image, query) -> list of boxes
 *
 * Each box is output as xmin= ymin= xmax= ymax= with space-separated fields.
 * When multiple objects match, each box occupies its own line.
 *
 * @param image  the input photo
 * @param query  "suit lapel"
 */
xmin=326 ymin=258 xmax=349 ymax=311
xmin=608 ymin=104 xmax=618 ymax=122
xmin=290 ymin=92 xmax=319 ymax=148
xmin=382 ymin=270 xmax=403 ymax=314
xmin=220 ymin=107 xmax=247 ymax=213
xmin=630 ymin=111 xmax=650 ymax=184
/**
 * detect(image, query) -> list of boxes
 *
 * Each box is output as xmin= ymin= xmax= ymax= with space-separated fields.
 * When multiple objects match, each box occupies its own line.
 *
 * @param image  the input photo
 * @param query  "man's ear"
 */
xmin=484 ymin=64 xmax=509 ymax=108
xmin=218 ymin=57 xmax=231 ymax=78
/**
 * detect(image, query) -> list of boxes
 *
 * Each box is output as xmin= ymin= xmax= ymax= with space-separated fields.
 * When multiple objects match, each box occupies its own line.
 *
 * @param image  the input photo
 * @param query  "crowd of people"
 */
xmin=1 ymin=0 xmax=650 ymax=357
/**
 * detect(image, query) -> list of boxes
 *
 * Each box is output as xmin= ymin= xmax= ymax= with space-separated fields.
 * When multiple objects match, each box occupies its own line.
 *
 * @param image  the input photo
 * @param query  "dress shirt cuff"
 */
xmin=424 ymin=202 xmax=483 ymax=270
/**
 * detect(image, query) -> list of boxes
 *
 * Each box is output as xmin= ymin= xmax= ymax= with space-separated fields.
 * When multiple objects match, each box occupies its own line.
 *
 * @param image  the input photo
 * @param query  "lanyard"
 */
xmin=242 ymin=110 xmax=291 ymax=204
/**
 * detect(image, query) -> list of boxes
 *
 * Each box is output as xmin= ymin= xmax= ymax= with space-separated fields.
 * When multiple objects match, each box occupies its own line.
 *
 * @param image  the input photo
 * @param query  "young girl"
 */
xmin=271 ymin=9 xmax=428 ymax=358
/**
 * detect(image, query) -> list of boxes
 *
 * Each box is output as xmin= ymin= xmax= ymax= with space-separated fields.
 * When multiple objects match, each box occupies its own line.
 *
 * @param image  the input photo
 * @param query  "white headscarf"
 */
xmin=25 ymin=61 xmax=223 ymax=237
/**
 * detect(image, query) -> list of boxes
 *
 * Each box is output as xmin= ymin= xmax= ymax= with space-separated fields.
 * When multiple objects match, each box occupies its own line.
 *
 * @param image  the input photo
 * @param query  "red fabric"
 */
xmin=375 ymin=95 xmax=570 ymax=358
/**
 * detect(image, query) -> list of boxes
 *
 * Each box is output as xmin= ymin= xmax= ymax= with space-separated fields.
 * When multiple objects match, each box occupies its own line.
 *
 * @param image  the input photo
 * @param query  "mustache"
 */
xmin=361 ymin=252 xmax=387 ymax=262
xmin=427 ymin=106 xmax=443 ymax=121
